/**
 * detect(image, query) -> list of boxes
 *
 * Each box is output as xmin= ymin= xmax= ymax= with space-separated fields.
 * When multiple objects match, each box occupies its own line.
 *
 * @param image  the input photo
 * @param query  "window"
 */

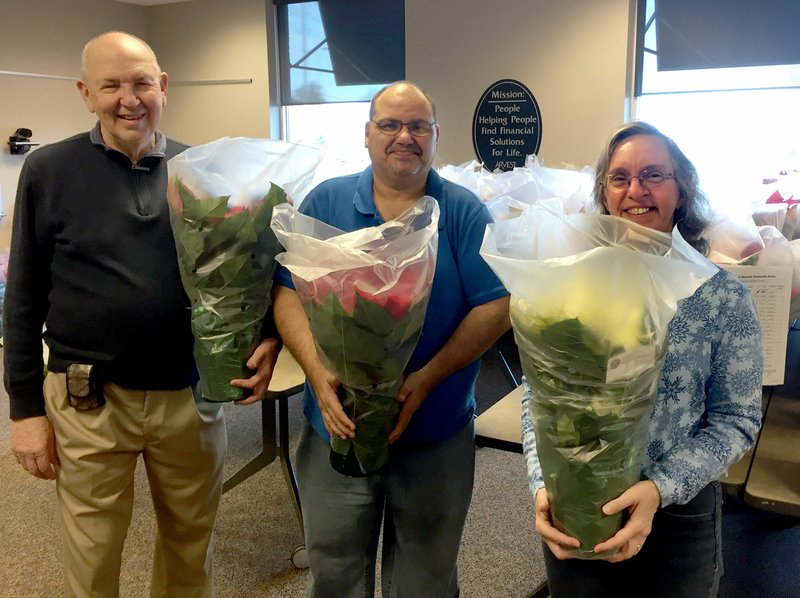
xmin=274 ymin=0 xmax=405 ymax=190
xmin=284 ymin=102 xmax=373 ymax=186
xmin=633 ymin=0 xmax=800 ymax=213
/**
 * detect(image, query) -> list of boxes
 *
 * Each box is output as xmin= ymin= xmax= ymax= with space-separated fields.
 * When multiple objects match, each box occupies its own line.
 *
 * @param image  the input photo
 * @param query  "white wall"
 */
xmin=405 ymin=0 xmax=633 ymax=170
xmin=0 ymin=0 xmax=271 ymax=250
xmin=149 ymin=0 xmax=272 ymax=146
xmin=0 ymin=0 xmax=149 ymax=249
xmin=0 ymin=0 xmax=634 ymax=250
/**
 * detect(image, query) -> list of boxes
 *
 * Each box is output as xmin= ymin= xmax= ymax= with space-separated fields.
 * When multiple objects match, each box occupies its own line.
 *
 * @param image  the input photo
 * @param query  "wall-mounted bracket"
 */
xmin=8 ymin=128 xmax=39 ymax=155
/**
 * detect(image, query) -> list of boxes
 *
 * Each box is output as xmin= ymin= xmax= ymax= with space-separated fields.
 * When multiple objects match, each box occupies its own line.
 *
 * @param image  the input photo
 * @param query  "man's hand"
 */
xmin=387 ymin=296 xmax=511 ymax=444
xmin=308 ymin=368 xmax=355 ymax=441
xmin=593 ymin=479 xmax=661 ymax=562
xmin=229 ymin=337 xmax=281 ymax=405
xmin=272 ymin=284 xmax=355 ymax=439
xmin=11 ymin=416 xmax=58 ymax=480
xmin=533 ymin=487 xmax=582 ymax=559
xmin=388 ymin=368 xmax=437 ymax=443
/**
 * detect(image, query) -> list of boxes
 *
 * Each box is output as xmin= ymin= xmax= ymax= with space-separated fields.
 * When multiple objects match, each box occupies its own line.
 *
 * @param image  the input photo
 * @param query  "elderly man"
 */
xmin=5 ymin=31 xmax=279 ymax=597
xmin=273 ymin=80 xmax=510 ymax=597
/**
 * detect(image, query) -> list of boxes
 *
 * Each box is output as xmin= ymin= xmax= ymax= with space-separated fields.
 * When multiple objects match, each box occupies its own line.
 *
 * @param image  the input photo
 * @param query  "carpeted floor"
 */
xmin=0 ymin=343 xmax=546 ymax=598
xmin=718 ymin=494 xmax=800 ymax=598
xmin=3 ymin=335 xmax=798 ymax=598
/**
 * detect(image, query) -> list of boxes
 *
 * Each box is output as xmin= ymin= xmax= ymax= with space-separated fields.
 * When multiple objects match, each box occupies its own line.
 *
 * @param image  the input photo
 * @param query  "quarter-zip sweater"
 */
xmin=4 ymin=125 xmax=197 ymax=419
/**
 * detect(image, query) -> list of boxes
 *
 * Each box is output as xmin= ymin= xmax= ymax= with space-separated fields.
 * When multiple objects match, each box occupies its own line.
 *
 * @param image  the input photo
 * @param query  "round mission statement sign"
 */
xmin=472 ymin=79 xmax=542 ymax=171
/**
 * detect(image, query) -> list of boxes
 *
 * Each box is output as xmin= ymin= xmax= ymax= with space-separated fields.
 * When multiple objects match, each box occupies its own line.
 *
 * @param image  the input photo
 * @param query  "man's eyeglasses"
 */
xmin=371 ymin=119 xmax=436 ymax=137
xmin=605 ymin=169 xmax=675 ymax=192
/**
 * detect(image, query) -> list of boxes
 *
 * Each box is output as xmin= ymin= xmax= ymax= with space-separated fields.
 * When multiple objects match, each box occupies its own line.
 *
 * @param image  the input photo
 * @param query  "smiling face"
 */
xmin=365 ymin=83 xmax=439 ymax=189
xmin=77 ymin=32 xmax=168 ymax=162
xmin=602 ymin=134 xmax=680 ymax=233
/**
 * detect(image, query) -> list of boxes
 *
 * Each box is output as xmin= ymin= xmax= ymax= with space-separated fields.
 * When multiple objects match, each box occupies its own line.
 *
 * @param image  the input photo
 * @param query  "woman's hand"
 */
xmin=593 ymin=479 xmax=661 ymax=562
xmin=534 ymin=488 xmax=582 ymax=559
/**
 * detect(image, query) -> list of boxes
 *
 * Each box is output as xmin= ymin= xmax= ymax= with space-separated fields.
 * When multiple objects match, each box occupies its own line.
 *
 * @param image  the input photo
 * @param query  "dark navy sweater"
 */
xmin=4 ymin=126 xmax=197 ymax=419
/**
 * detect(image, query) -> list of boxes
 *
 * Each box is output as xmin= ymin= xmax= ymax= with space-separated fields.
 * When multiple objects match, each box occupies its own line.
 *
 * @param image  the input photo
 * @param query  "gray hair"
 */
xmin=592 ymin=121 xmax=711 ymax=255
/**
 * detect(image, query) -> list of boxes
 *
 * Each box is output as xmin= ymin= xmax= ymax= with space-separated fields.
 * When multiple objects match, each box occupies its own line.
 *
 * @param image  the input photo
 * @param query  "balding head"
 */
xmin=365 ymin=80 xmax=439 ymax=191
xmin=369 ymin=80 xmax=437 ymax=122
xmin=77 ymin=31 xmax=168 ymax=162
xmin=81 ymin=31 xmax=160 ymax=80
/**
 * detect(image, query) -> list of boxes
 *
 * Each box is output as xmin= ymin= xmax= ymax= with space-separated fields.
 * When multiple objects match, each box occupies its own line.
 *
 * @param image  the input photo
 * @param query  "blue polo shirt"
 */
xmin=274 ymin=166 xmax=508 ymax=445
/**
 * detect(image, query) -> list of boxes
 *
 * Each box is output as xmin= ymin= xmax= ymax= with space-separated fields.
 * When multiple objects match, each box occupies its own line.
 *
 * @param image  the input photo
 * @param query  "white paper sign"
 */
xmin=722 ymin=265 xmax=792 ymax=386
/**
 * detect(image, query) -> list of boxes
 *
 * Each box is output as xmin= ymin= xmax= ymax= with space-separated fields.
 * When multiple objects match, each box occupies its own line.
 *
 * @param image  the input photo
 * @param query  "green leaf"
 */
xmin=330 ymin=386 xmax=400 ymax=475
xmin=169 ymin=176 xmax=288 ymax=402
xmin=515 ymin=313 xmax=663 ymax=557
xmin=302 ymin=286 xmax=428 ymax=474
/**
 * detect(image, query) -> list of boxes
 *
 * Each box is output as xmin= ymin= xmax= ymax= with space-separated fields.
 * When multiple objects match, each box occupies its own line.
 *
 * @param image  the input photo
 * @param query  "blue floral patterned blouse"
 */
xmin=521 ymin=268 xmax=764 ymax=507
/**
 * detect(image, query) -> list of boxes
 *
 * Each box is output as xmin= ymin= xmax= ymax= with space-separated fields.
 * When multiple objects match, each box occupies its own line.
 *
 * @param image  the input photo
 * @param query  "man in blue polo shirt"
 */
xmin=273 ymin=81 xmax=510 ymax=597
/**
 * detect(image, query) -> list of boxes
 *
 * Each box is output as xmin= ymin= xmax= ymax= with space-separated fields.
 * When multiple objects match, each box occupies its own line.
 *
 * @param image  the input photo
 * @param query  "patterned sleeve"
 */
xmin=644 ymin=272 xmax=764 ymax=506
xmin=520 ymin=377 xmax=546 ymax=498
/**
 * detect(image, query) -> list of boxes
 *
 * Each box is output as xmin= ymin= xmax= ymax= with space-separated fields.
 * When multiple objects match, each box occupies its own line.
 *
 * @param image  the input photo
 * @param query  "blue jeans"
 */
xmin=295 ymin=420 xmax=475 ymax=598
xmin=543 ymin=481 xmax=723 ymax=598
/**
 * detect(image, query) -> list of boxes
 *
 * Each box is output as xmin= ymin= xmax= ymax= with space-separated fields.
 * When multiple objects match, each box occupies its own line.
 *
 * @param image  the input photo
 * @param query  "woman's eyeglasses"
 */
xmin=605 ymin=169 xmax=675 ymax=192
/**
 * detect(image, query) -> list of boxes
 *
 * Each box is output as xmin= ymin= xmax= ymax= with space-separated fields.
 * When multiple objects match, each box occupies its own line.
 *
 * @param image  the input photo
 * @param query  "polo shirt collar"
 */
xmin=353 ymin=165 xmax=447 ymax=229
xmin=89 ymin=122 xmax=167 ymax=162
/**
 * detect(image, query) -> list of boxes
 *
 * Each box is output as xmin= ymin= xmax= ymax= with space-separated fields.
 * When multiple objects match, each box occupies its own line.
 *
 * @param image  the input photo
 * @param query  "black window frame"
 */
xmin=274 ymin=0 xmax=405 ymax=106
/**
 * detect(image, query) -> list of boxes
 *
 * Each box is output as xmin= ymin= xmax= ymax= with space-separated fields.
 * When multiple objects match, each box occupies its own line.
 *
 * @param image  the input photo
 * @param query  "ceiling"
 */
xmin=111 ymin=0 xmax=196 ymax=5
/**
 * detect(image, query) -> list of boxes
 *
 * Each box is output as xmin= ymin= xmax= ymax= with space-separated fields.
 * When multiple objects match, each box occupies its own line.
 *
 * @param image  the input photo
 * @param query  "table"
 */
xmin=744 ymin=327 xmax=800 ymax=516
xmin=475 ymin=384 xmax=524 ymax=453
xmin=222 ymin=348 xmax=307 ymax=564
xmin=474 ymin=384 xmax=548 ymax=598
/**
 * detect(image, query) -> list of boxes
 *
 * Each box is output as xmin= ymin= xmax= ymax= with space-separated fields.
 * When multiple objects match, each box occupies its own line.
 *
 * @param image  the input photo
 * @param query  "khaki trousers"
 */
xmin=44 ymin=372 xmax=227 ymax=598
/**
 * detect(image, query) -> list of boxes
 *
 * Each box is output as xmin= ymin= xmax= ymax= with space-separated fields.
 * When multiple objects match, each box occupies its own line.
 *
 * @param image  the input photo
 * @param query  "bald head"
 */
xmin=77 ymin=30 xmax=168 ymax=162
xmin=369 ymin=81 xmax=437 ymax=122
xmin=81 ymin=31 xmax=160 ymax=80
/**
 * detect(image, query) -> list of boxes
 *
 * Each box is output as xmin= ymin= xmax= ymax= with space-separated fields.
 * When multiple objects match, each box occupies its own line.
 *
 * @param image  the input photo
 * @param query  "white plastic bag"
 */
xmin=480 ymin=204 xmax=717 ymax=558
xmin=270 ymin=197 xmax=439 ymax=475
xmin=167 ymin=137 xmax=323 ymax=401
xmin=168 ymin=136 xmax=323 ymax=207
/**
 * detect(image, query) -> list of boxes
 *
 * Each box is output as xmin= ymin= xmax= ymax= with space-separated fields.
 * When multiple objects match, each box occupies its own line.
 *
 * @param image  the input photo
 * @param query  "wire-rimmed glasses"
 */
xmin=370 ymin=119 xmax=436 ymax=137
xmin=605 ymin=169 xmax=675 ymax=192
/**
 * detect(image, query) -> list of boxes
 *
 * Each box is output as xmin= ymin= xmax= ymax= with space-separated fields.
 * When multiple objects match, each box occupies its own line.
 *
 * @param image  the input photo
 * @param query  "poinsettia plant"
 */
xmin=167 ymin=176 xmax=286 ymax=402
xmin=271 ymin=197 xmax=439 ymax=476
xmin=300 ymin=263 xmax=430 ymax=475
xmin=167 ymin=136 xmax=322 ymax=402
xmin=481 ymin=204 xmax=717 ymax=558
xmin=510 ymin=295 xmax=662 ymax=557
